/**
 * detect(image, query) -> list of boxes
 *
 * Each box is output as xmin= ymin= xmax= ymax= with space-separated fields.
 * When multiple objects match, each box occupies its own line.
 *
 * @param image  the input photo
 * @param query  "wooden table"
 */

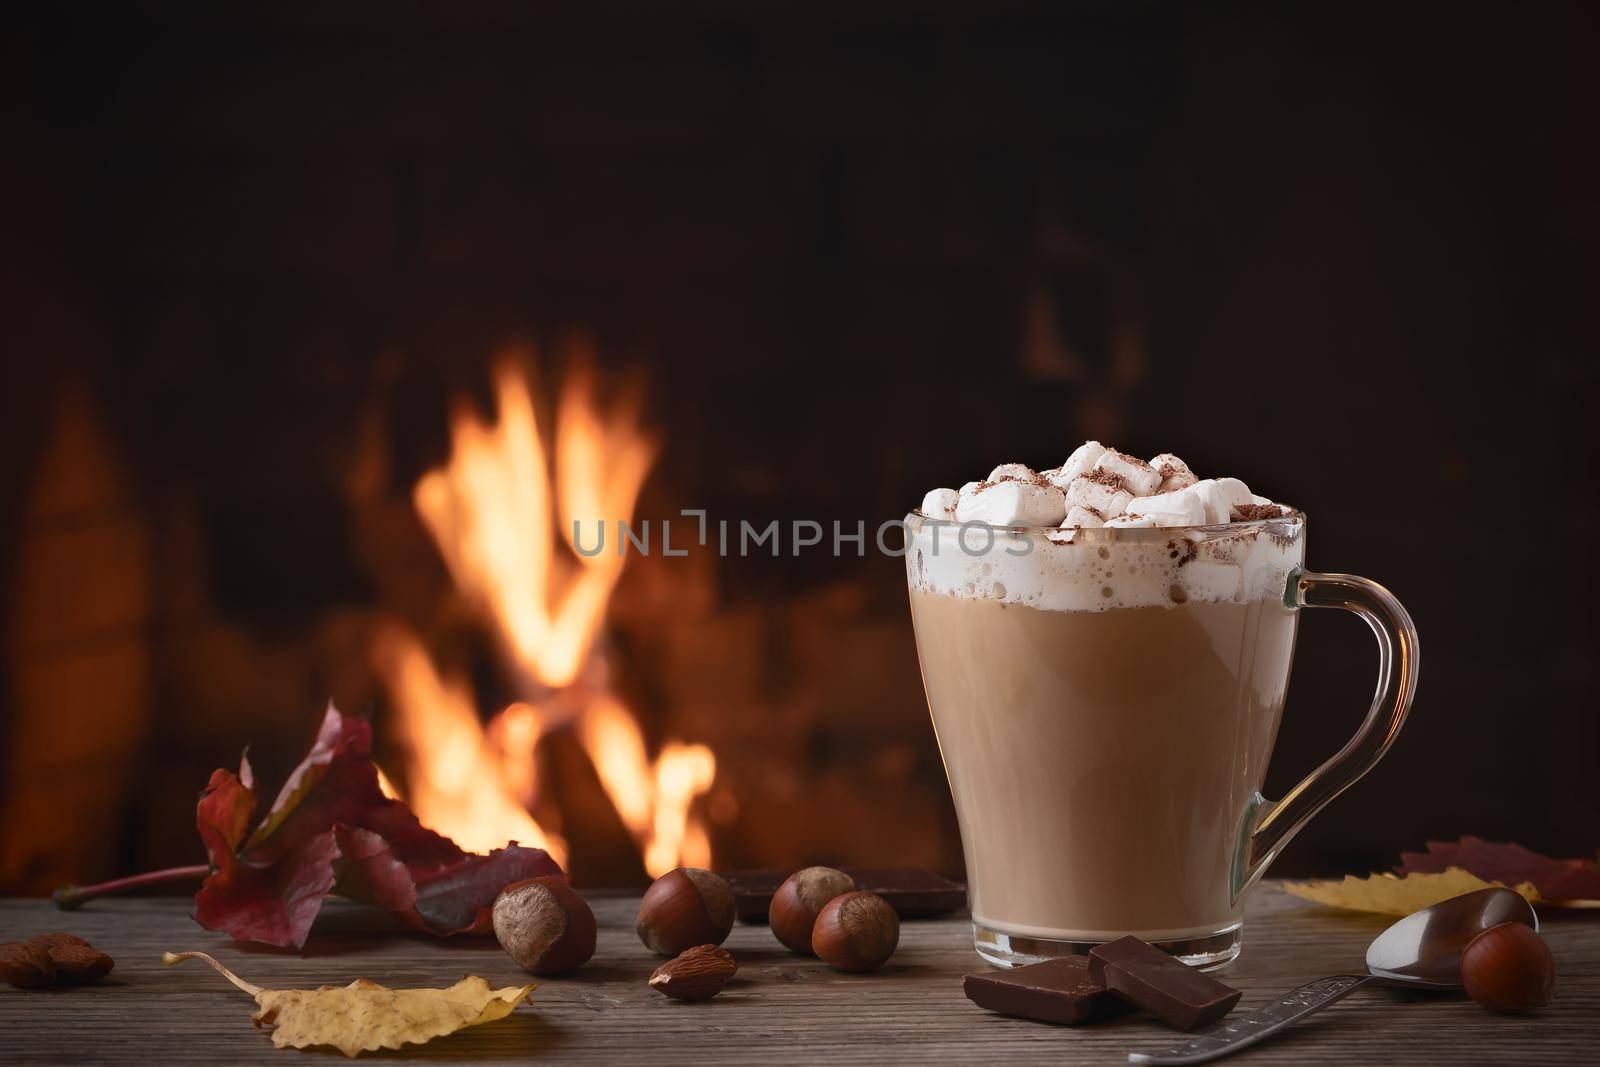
xmin=3 ymin=884 xmax=1595 ymax=1064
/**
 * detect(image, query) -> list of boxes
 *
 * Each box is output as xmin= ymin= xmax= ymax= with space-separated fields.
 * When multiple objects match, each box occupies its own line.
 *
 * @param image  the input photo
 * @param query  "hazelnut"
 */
xmin=1461 ymin=921 xmax=1556 ymax=1013
xmin=769 ymin=866 xmax=855 ymax=955
xmin=493 ymin=876 xmax=597 ymax=975
xmin=812 ymin=891 xmax=899 ymax=972
xmin=637 ymin=868 xmax=736 ymax=956
xmin=648 ymin=944 xmax=738 ymax=1001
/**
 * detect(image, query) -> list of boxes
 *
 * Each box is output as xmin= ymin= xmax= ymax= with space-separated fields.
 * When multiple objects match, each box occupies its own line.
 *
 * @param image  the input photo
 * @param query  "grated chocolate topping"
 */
xmin=1166 ymin=538 xmax=1199 ymax=565
xmin=1230 ymin=503 xmax=1288 ymax=521
xmin=1085 ymin=468 xmax=1127 ymax=490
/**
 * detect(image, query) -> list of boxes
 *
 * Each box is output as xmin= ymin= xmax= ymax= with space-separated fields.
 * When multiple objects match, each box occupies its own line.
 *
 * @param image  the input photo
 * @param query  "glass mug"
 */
xmin=904 ymin=512 xmax=1418 ymax=969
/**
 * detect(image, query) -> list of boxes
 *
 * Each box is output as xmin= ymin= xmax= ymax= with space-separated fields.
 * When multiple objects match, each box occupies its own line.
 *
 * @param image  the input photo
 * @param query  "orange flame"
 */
xmin=575 ymin=697 xmax=716 ymax=874
xmin=414 ymin=360 xmax=651 ymax=687
xmin=377 ymin=350 xmax=715 ymax=877
xmin=371 ymin=624 xmax=565 ymax=863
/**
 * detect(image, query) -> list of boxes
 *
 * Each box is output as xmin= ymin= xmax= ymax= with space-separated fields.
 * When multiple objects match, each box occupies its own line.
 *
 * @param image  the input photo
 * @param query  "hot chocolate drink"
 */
xmin=907 ymin=441 xmax=1416 ymax=968
xmin=910 ymin=590 xmax=1296 ymax=942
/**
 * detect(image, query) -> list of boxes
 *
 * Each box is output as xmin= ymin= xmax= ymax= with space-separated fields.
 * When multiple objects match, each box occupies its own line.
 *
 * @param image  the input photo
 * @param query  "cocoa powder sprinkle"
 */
xmin=1230 ymin=503 xmax=1288 ymax=521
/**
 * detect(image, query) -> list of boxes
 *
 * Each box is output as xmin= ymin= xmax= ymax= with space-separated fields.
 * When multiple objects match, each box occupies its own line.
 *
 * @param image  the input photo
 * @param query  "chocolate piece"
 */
xmin=847 ymin=868 xmax=968 ymax=917
xmin=723 ymin=867 xmax=966 ymax=922
xmin=724 ymin=869 xmax=787 ymax=921
xmin=1087 ymin=936 xmax=1242 ymax=1030
xmin=963 ymin=956 xmax=1129 ymax=1025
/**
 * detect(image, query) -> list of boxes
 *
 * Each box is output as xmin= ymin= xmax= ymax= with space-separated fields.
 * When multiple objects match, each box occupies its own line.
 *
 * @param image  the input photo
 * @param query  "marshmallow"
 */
xmin=1125 ymin=486 xmax=1208 ymax=526
xmin=1062 ymin=505 xmax=1104 ymax=528
xmin=1094 ymin=450 xmax=1162 ymax=496
xmin=920 ymin=487 xmax=958 ymax=518
xmin=955 ymin=479 xmax=1067 ymax=527
xmin=988 ymin=462 xmax=1037 ymax=484
xmin=909 ymin=439 xmax=1305 ymax=611
xmin=917 ymin=442 xmax=1297 ymax=570
xmin=1104 ymin=513 xmax=1158 ymax=528
xmin=1053 ymin=440 xmax=1108 ymax=485
xmin=1150 ymin=452 xmax=1199 ymax=492
xmin=1065 ymin=475 xmax=1133 ymax=517
xmin=1190 ymin=477 xmax=1255 ymax=525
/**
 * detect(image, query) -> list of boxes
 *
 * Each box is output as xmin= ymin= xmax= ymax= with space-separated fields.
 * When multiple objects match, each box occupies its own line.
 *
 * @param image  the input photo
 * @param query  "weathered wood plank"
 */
xmin=2 ymin=885 xmax=1595 ymax=1064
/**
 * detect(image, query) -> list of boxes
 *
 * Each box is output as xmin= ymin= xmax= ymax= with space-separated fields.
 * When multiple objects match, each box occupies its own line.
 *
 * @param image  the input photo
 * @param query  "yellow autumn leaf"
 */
xmin=1281 ymin=866 xmax=1542 ymax=916
xmin=164 ymin=950 xmax=534 ymax=1057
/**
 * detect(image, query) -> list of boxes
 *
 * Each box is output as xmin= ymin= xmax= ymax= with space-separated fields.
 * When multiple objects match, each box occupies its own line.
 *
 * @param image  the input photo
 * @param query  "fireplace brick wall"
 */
xmin=2 ymin=394 xmax=154 ymax=888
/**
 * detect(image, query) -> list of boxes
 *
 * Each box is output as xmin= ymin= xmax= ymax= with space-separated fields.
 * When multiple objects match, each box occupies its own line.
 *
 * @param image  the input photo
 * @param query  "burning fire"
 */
xmin=578 ymin=697 xmax=716 ymax=875
xmin=374 ymin=351 xmax=715 ymax=876
xmin=371 ymin=626 xmax=564 ymax=862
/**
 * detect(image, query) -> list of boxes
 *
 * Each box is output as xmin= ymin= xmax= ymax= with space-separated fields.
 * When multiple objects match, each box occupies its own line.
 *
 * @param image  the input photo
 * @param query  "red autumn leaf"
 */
xmin=413 ymin=841 xmax=571 ymax=934
xmin=331 ymin=825 xmax=557 ymax=935
xmin=194 ymin=761 xmax=340 ymax=948
xmin=244 ymin=708 xmax=462 ymax=871
xmin=193 ymin=705 xmax=561 ymax=949
xmin=330 ymin=825 xmax=420 ymax=919
xmin=1397 ymin=836 xmax=1600 ymax=901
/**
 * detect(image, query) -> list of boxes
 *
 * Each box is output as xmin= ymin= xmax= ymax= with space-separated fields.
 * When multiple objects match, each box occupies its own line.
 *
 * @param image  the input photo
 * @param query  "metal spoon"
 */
xmin=1129 ymin=888 xmax=1539 ymax=1064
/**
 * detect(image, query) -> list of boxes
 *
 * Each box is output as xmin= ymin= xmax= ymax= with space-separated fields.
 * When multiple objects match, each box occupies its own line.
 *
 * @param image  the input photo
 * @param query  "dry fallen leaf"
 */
xmin=1281 ymin=866 xmax=1542 ymax=916
xmin=1398 ymin=836 xmax=1600 ymax=903
xmin=164 ymin=950 xmax=534 ymax=1057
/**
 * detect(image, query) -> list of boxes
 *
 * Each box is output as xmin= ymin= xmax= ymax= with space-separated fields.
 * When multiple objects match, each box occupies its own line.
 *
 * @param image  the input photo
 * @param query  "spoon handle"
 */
xmin=1128 ymin=974 xmax=1377 ymax=1064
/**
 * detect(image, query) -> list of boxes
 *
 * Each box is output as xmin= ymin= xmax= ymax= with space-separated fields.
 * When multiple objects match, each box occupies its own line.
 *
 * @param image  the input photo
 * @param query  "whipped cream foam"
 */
xmin=910 ymin=441 xmax=1303 ymax=610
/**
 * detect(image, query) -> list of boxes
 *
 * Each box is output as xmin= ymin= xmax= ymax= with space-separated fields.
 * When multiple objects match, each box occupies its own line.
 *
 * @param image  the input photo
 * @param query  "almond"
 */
xmin=28 ymin=932 xmax=91 ymax=952
xmin=648 ymin=944 xmax=737 ymax=1001
xmin=2 ymin=933 xmax=115 ymax=988
xmin=47 ymin=942 xmax=115 ymax=984
xmin=1 ymin=940 xmax=56 ymax=989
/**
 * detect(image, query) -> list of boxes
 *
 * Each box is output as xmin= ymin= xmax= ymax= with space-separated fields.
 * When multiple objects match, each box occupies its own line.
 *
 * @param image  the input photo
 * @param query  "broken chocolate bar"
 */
xmin=722 ymin=870 xmax=793 ymax=921
xmin=723 ymin=867 xmax=966 ymax=922
xmin=963 ymin=956 xmax=1130 ymax=1025
xmin=847 ymin=868 xmax=968 ymax=917
xmin=1087 ymin=936 xmax=1242 ymax=1030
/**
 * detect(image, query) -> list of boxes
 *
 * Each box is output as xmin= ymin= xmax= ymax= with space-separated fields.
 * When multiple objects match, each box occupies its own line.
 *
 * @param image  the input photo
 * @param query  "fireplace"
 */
xmin=0 ymin=339 xmax=960 ymax=891
xmin=2 ymin=3 xmax=1596 ymax=896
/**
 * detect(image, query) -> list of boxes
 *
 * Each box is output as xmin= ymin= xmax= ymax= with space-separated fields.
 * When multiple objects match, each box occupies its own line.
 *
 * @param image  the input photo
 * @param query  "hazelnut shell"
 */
xmin=493 ymin=876 xmax=597 ymax=975
xmin=1461 ymin=921 xmax=1555 ymax=1013
xmin=769 ymin=866 xmax=855 ymax=955
xmin=812 ymin=890 xmax=900 ymax=972
xmin=636 ymin=868 xmax=736 ymax=956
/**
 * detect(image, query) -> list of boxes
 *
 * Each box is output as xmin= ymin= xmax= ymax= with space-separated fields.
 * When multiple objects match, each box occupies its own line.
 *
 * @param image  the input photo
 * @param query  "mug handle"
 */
xmin=1234 ymin=568 xmax=1421 ymax=897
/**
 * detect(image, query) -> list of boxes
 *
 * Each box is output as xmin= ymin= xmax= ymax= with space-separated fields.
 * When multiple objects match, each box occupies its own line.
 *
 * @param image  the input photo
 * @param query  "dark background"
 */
xmin=2 ymin=2 xmax=1596 ymax=891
